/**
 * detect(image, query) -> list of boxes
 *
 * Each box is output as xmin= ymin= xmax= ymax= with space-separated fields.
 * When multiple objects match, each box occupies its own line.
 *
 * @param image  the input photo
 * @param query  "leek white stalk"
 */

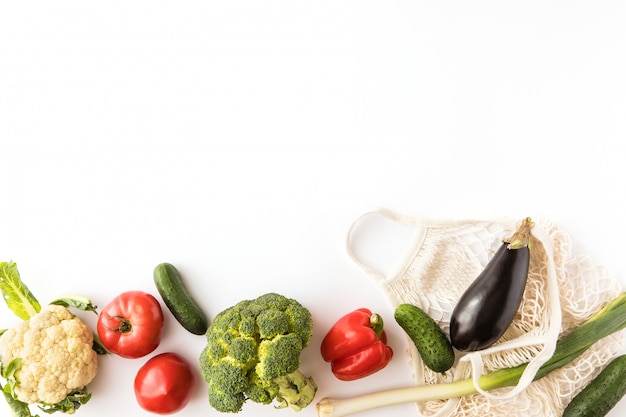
xmin=317 ymin=293 xmax=626 ymax=417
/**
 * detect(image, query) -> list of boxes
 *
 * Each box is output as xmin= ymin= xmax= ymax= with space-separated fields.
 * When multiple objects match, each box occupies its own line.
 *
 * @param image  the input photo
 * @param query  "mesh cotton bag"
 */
xmin=346 ymin=208 xmax=625 ymax=417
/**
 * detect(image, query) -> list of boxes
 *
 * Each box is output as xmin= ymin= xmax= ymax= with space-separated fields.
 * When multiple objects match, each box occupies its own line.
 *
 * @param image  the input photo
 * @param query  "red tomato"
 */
xmin=134 ymin=352 xmax=196 ymax=414
xmin=97 ymin=291 xmax=164 ymax=358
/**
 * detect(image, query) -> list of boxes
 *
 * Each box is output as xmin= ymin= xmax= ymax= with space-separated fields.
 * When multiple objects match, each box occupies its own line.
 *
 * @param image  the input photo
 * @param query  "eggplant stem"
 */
xmin=505 ymin=217 xmax=534 ymax=250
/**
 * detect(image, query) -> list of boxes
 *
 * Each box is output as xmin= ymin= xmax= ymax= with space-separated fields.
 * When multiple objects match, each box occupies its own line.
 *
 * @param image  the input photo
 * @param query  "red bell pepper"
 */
xmin=320 ymin=308 xmax=393 ymax=381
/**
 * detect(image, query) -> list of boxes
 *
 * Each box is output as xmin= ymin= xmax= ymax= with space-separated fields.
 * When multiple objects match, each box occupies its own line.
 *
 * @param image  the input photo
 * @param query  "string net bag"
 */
xmin=346 ymin=208 xmax=625 ymax=417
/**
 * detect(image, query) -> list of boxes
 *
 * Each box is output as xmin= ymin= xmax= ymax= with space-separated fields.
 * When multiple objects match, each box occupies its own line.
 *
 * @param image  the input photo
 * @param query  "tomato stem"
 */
xmin=109 ymin=315 xmax=132 ymax=333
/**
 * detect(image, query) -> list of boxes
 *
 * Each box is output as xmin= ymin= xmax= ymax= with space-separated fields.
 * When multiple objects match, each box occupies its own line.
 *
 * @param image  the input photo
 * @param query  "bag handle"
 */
xmin=345 ymin=207 xmax=425 ymax=284
xmin=346 ymin=208 xmax=509 ymax=283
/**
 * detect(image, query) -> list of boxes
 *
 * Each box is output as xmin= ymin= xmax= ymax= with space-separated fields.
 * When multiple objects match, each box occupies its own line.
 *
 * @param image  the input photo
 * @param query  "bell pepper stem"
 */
xmin=369 ymin=313 xmax=384 ymax=340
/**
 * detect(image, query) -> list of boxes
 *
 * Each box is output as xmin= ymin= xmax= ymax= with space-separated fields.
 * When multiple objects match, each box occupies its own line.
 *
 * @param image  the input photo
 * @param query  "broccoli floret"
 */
xmin=257 ymin=309 xmax=290 ymax=340
xmin=255 ymin=334 xmax=302 ymax=380
xmin=246 ymin=371 xmax=279 ymax=405
xmin=207 ymin=379 xmax=246 ymax=414
xmin=285 ymin=303 xmax=313 ymax=346
xmin=199 ymin=293 xmax=317 ymax=413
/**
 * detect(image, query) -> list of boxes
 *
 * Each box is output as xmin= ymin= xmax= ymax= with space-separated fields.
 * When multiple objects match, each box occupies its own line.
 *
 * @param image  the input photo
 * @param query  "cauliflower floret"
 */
xmin=0 ymin=304 xmax=98 ymax=405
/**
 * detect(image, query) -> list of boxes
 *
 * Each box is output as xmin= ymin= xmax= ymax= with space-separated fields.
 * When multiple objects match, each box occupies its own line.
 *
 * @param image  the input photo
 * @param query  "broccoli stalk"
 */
xmin=199 ymin=293 xmax=317 ymax=413
xmin=274 ymin=369 xmax=318 ymax=411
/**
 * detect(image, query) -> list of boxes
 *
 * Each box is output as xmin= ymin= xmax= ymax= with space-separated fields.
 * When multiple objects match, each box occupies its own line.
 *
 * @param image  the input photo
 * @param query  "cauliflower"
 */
xmin=0 ymin=304 xmax=98 ymax=405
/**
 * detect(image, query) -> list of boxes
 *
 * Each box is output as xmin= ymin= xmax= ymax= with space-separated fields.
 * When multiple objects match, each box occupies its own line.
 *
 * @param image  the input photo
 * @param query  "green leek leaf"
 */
xmin=0 ymin=261 xmax=41 ymax=321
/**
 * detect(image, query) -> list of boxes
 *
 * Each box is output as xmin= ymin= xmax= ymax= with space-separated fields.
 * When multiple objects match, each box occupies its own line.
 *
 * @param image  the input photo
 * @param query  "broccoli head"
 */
xmin=199 ymin=293 xmax=317 ymax=413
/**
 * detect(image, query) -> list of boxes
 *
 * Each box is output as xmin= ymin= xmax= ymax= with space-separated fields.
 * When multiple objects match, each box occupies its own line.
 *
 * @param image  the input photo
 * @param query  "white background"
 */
xmin=1 ymin=1 xmax=625 ymax=416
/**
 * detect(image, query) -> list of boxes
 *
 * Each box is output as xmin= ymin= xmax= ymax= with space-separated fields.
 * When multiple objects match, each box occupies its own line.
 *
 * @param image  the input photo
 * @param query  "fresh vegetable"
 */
xmin=320 ymin=308 xmax=393 ymax=381
xmin=562 ymin=354 xmax=626 ymax=417
xmin=199 ymin=292 xmax=317 ymax=413
xmin=449 ymin=217 xmax=533 ymax=351
xmin=134 ymin=352 xmax=196 ymax=415
xmin=0 ymin=261 xmax=40 ymax=320
xmin=394 ymin=303 xmax=454 ymax=373
xmin=97 ymin=291 xmax=164 ymax=359
xmin=0 ymin=305 xmax=98 ymax=408
xmin=153 ymin=262 xmax=208 ymax=335
xmin=316 ymin=292 xmax=626 ymax=417
xmin=0 ymin=261 xmax=100 ymax=416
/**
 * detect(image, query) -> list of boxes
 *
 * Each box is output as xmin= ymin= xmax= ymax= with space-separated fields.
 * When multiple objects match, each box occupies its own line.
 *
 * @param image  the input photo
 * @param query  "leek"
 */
xmin=317 ymin=292 xmax=626 ymax=417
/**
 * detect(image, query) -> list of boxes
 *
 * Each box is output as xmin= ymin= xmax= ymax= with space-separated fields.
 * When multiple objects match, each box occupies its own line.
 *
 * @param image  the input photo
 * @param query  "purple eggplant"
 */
xmin=449 ymin=218 xmax=533 ymax=352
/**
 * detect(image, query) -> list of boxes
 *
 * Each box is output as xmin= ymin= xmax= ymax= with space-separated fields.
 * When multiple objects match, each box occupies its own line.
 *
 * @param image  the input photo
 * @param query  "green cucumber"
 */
xmin=153 ymin=262 xmax=209 ymax=335
xmin=394 ymin=303 xmax=455 ymax=373
xmin=562 ymin=354 xmax=626 ymax=417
